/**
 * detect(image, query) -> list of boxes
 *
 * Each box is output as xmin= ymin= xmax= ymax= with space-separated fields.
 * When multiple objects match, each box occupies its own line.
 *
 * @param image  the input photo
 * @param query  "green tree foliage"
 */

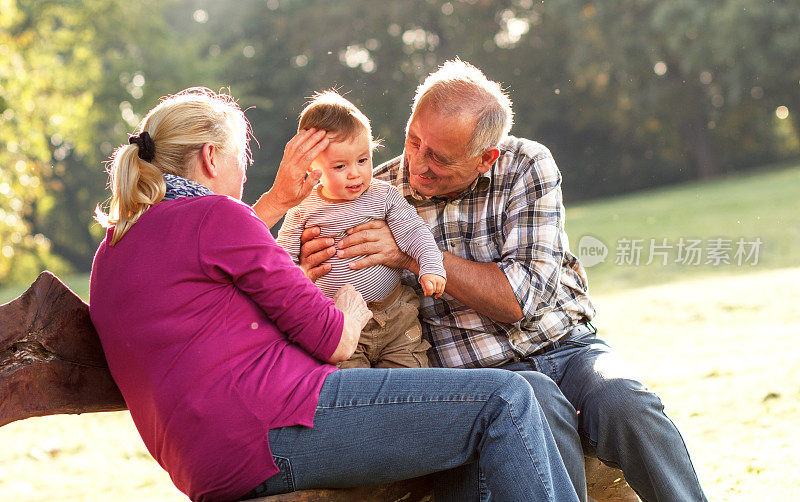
xmin=1 ymin=0 xmax=798 ymax=285
xmin=29 ymin=0 xmax=219 ymax=273
xmin=537 ymin=0 xmax=800 ymax=193
xmin=0 ymin=0 xmax=216 ymax=284
xmin=194 ymin=0 xmax=798 ymax=203
xmin=193 ymin=0 xmax=545 ymax=204
xmin=0 ymin=0 xmax=98 ymax=283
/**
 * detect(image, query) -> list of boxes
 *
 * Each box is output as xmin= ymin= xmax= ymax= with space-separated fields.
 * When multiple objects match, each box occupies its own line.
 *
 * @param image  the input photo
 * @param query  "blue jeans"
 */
xmin=501 ymin=327 xmax=708 ymax=502
xmin=241 ymin=367 xmax=579 ymax=501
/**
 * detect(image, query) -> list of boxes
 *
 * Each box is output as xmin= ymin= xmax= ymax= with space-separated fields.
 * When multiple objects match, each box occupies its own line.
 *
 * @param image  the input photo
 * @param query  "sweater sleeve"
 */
xmin=384 ymin=187 xmax=446 ymax=279
xmin=197 ymin=197 xmax=342 ymax=361
xmin=275 ymin=205 xmax=304 ymax=265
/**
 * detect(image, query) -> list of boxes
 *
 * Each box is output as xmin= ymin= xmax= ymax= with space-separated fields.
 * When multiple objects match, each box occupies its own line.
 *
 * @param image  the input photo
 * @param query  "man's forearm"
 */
xmin=440 ymin=252 xmax=524 ymax=324
xmin=336 ymin=220 xmax=524 ymax=323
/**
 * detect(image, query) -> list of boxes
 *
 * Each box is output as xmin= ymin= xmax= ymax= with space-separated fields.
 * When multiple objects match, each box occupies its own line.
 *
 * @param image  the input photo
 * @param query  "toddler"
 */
xmin=276 ymin=91 xmax=446 ymax=368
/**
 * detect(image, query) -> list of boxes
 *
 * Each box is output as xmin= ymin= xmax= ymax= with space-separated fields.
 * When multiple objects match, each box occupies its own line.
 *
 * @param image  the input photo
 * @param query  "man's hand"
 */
xmin=419 ymin=273 xmax=446 ymax=298
xmin=337 ymin=220 xmax=417 ymax=273
xmin=299 ymin=226 xmax=336 ymax=282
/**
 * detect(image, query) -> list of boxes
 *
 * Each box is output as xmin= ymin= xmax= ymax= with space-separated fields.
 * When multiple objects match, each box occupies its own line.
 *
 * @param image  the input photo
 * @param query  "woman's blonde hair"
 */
xmin=96 ymin=87 xmax=251 ymax=245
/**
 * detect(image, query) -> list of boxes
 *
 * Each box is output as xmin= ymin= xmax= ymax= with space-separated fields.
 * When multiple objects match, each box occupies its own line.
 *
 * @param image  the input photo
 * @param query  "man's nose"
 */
xmin=408 ymin=154 xmax=427 ymax=175
xmin=406 ymin=146 xmax=419 ymax=171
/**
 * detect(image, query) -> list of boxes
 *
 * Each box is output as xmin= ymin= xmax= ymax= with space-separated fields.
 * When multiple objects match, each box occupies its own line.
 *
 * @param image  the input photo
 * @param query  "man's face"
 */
xmin=404 ymin=106 xmax=484 ymax=198
xmin=313 ymin=129 xmax=373 ymax=201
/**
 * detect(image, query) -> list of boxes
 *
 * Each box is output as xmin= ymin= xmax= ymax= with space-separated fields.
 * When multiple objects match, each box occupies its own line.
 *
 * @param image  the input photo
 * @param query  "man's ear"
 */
xmin=197 ymin=143 xmax=218 ymax=179
xmin=476 ymin=147 xmax=500 ymax=174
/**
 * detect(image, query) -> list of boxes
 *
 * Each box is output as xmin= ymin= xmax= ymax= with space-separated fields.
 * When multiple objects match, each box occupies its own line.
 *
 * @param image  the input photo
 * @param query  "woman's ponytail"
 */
xmin=95 ymin=88 xmax=252 ymax=245
xmin=100 ymin=140 xmax=166 ymax=245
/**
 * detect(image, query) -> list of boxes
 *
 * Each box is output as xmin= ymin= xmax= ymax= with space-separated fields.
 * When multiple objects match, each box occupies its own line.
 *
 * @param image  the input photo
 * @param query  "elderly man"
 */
xmin=301 ymin=60 xmax=706 ymax=502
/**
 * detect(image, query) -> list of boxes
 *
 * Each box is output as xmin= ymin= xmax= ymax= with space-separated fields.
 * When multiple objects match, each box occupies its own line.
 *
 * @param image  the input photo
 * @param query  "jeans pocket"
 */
xmin=240 ymin=455 xmax=295 ymax=499
xmin=560 ymin=326 xmax=597 ymax=347
xmin=561 ymin=337 xmax=590 ymax=348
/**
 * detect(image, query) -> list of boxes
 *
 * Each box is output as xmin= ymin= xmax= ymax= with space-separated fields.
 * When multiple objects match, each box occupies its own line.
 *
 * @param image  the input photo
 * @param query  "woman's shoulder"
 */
xmin=166 ymin=194 xmax=255 ymax=218
xmin=195 ymin=195 xmax=264 ymax=229
xmin=203 ymin=194 xmax=254 ymax=213
xmin=147 ymin=195 xmax=263 ymax=235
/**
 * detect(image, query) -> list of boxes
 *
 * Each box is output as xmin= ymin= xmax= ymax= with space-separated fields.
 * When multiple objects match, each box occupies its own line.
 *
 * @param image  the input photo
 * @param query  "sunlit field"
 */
xmin=565 ymin=162 xmax=800 ymax=294
xmin=1 ymin=165 xmax=799 ymax=500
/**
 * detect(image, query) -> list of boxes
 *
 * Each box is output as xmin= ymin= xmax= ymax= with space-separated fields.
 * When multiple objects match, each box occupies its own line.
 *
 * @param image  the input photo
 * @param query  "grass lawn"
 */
xmin=1 ymin=164 xmax=799 ymax=500
xmin=565 ymin=162 xmax=800 ymax=294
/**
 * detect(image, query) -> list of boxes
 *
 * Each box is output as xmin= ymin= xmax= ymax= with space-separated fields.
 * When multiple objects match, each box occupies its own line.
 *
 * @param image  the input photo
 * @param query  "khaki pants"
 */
xmin=338 ymin=284 xmax=430 ymax=369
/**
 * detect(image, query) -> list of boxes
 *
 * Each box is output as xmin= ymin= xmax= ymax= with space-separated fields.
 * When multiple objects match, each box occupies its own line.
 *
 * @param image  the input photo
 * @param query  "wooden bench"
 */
xmin=0 ymin=271 xmax=638 ymax=501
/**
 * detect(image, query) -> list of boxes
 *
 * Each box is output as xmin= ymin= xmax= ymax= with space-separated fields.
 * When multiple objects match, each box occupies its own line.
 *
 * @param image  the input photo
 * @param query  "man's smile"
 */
xmin=414 ymin=173 xmax=437 ymax=183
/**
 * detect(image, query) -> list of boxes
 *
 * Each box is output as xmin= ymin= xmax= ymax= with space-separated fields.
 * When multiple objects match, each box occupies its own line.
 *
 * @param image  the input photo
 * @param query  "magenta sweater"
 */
xmin=89 ymin=195 xmax=343 ymax=502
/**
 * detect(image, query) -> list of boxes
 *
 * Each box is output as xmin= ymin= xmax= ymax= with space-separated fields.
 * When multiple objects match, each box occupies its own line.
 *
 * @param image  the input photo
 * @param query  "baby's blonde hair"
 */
xmin=298 ymin=91 xmax=378 ymax=148
xmin=96 ymin=88 xmax=251 ymax=245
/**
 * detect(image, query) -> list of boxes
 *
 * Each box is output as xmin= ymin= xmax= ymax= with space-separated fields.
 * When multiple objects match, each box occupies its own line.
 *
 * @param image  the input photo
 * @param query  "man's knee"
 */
xmin=586 ymin=377 xmax=664 ymax=424
xmin=515 ymin=370 xmax=563 ymax=401
xmin=513 ymin=371 xmax=577 ymax=427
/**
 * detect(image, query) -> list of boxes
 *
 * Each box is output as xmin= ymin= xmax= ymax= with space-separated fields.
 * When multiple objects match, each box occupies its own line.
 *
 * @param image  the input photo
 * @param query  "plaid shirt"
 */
xmin=374 ymin=136 xmax=596 ymax=369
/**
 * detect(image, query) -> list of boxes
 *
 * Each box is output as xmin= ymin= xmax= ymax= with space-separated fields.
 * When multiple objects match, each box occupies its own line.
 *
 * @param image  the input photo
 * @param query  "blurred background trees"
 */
xmin=1 ymin=0 xmax=797 ymax=285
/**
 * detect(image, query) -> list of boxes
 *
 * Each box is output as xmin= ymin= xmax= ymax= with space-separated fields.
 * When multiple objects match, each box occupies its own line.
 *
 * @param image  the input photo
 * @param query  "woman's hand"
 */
xmin=252 ymin=128 xmax=329 ymax=228
xmin=328 ymin=284 xmax=372 ymax=364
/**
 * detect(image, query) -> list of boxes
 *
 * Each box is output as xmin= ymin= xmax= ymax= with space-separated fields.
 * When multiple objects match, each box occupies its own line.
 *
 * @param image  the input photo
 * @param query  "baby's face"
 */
xmin=312 ymin=129 xmax=373 ymax=201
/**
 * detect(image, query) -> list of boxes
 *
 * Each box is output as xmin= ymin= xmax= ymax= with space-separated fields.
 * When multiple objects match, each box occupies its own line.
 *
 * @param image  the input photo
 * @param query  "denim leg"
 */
xmin=428 ymin=462 xmax=490 ymax=502
xmin=498 ymin=362 xmax=588 ymax=502
xmin=256 ymin=368 xmax=578 ymax=501
xmin=530 ymin=332 xmax=707 ymax=502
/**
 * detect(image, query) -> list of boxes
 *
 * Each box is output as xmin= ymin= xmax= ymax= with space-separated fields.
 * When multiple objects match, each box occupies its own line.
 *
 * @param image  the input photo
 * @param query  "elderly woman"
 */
xmin=88 ymin=88 xmax=578 ymax=502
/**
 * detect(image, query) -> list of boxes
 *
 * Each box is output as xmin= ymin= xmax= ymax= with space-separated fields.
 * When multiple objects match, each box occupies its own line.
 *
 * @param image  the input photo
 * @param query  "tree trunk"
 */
xmin=683 ymin=112 xmax=723 ymax=179
xmin=0 ymin=271 xmax=126 ymax=427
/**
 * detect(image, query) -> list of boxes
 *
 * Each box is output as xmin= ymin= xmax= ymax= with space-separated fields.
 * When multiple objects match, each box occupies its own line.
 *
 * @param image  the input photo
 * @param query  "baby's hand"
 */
xmin=419 ymin=274 xmax=446 ymax=298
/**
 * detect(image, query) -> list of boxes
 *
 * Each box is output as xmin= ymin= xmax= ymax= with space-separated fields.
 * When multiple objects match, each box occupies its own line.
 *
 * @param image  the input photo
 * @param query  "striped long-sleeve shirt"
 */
xmin=276 ymin=179 xmax=445 ymax=302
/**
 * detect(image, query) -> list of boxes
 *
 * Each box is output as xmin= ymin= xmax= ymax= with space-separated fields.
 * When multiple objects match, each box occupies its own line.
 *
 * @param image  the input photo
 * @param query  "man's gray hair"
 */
xmin=409 ymin=59 xmax=514 ymax=157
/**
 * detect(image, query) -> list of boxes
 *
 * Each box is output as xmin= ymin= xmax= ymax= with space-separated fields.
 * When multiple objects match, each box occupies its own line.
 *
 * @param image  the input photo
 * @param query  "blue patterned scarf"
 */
xmin=162 ymin=173 xmax=214 ymax=201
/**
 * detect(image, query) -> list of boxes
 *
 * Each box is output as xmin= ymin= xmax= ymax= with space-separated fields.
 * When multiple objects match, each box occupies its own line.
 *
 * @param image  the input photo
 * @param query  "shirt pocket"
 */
xmin=461 ymin=231 xmax=502 ymax=263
